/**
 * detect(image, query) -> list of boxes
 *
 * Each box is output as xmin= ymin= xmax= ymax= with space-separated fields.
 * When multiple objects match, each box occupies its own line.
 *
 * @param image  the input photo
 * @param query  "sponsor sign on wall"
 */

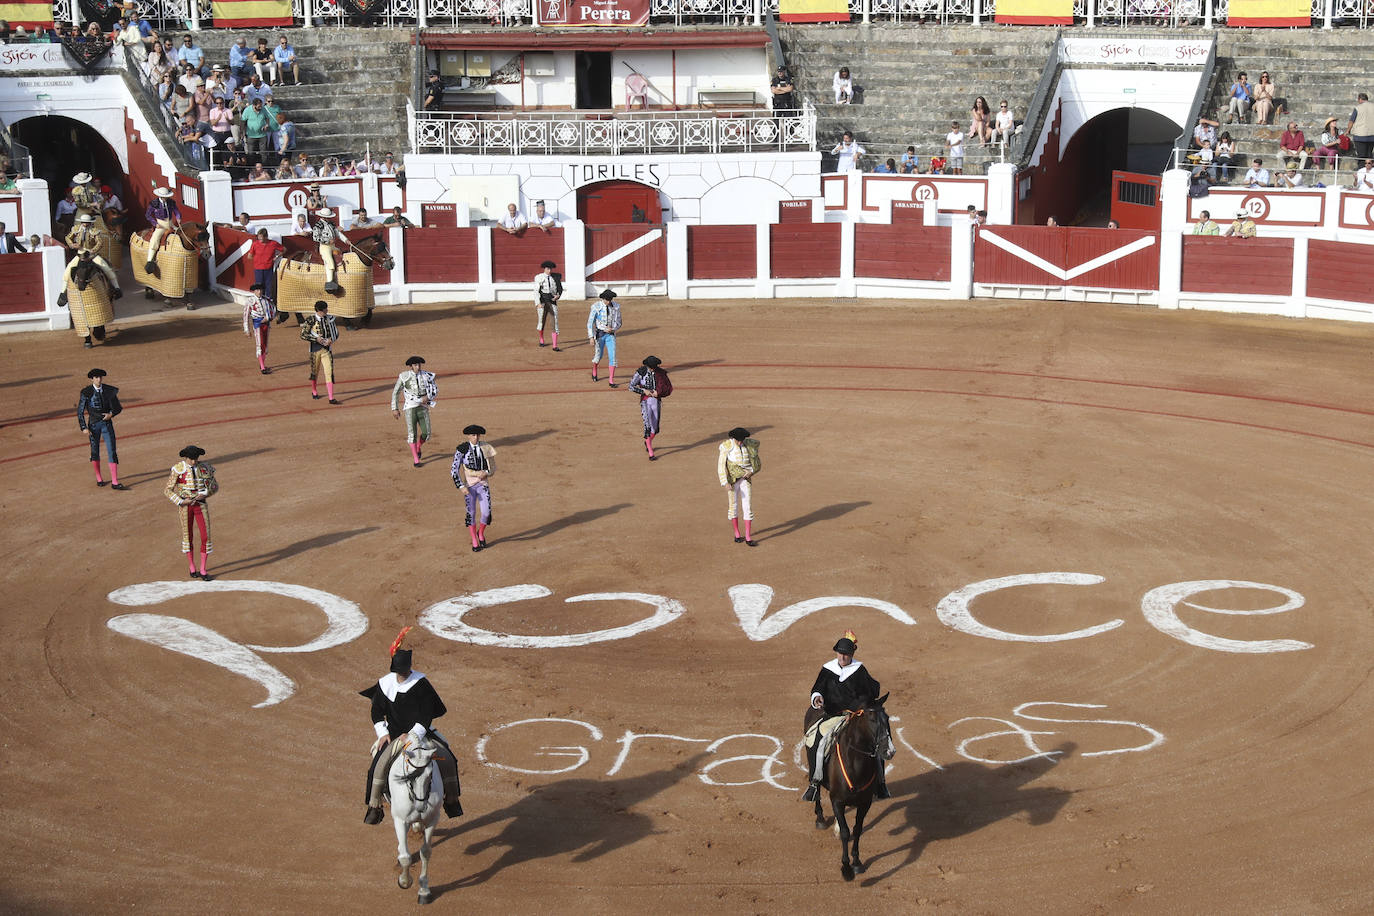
xmin=1059 ymin=38 xmax=1211 ymax=67
xmin=537 ymin=0 xmax=649 ymax=26
xmin=0 ymin=43 xmax=76 ymax=72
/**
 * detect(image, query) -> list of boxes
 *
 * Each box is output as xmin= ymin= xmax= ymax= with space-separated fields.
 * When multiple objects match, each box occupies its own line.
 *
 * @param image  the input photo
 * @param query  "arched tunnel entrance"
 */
xmin=1028 ymin=107 xmax=1181 ymax=226
xmin=10 ymin=115 xmax=124 ymax=227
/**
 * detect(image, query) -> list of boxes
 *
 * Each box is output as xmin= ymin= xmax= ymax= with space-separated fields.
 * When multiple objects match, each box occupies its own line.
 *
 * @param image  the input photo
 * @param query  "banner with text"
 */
xmin=778 ymin=0 xmax=850 ymax=23
xmin=996 ymin=0 xmax=1072 ymax=24
xmin=537 ymin=0 xmax=650 ymax=26
xmin=1227 ymin=0 xmax=1309 ymax=26
xmin=211 ymin=0 xmax=294 ymax=27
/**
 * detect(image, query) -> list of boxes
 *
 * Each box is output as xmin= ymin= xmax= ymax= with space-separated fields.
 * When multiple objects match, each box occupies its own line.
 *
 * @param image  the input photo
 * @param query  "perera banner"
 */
xmin=778 ymin=0 xmax=850 ymax=22
xmin=1227 ymin=0 xmax=1309 ymax=26
xmin=995 ymin=0 xmax=1072 ymax=24
xmin=537 ymin=0 xmax=650 ymax=26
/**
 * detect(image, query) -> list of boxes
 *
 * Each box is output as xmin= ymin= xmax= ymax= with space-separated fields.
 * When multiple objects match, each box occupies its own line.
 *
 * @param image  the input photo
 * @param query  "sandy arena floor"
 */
xmin=3 ymin=293 xmax=1374 ymax=914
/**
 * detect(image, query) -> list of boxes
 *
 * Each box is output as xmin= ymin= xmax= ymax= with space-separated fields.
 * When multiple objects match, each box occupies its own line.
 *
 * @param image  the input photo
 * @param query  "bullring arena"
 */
xmin=4 ymin=293 xmax=1374 ymax=913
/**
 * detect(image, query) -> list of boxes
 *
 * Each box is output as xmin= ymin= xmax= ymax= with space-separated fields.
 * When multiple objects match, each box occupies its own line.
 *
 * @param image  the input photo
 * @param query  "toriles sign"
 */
xmin=537 ymin=0 xmax=650 ymax=26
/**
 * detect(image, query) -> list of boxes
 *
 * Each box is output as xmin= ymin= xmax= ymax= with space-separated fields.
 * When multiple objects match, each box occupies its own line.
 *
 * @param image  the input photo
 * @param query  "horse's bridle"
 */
xmin=834 ymin=707 xmax=889 ymax=792
xmin=398 ymin=743 xmax=435 ymax=804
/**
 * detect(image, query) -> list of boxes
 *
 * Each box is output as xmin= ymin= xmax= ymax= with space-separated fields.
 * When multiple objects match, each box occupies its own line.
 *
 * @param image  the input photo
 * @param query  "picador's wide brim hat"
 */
xmin=76 ymin=214 xmax=95 ymax=223
xmin=154 ymin=187 xmax=174 ymax=198
xmin=833 ymin=630 xmax=858 ymax=654
xmin=315 ymin=208 xmax=334 ymax=218
xmin=73 ymin=172 xmax=93 ymax=184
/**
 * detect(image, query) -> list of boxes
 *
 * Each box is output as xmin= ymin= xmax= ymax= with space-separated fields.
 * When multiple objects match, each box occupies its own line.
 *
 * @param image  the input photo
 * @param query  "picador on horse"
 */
xmin=360 ymin=627 xmax=463 ymax=825
xmin=802 ymin=630 xmax=891 ymax=802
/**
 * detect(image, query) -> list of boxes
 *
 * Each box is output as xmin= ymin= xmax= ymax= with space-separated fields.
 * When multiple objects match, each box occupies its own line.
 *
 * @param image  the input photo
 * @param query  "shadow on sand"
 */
xmin=213 ymin=526 xmax=379 ymax=575
xmin=499 ymin=503 xmax=633 ymax=543
xmin=430 ymin=753 xmax=709 ymax=895
xmin=756 ymin=501 xmax=870 ymax=542
xmin=856 ymin=743 xmax=1076 ymax=886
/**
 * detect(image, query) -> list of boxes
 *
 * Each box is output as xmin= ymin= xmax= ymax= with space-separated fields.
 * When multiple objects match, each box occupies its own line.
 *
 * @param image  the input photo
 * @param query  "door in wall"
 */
xmin=575 ymin=51 xmax=612 ymax=109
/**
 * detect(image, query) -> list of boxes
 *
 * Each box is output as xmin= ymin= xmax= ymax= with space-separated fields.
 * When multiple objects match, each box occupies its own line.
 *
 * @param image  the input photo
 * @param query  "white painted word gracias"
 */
xmin=106 ymin=573 xmax=1311 ymax=708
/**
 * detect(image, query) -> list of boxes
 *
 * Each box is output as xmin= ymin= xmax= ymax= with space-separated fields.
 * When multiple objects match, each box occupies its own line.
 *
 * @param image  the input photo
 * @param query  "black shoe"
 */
xmin=324 ymin=281 xmax=340 ymax=294
xmin=648 ymin=455 xmax=657 ymax=461
xmin=472 ymin=545 xmax=482 ymax=552
xmin=479 ymin=537 xmax=487 ymax=548
xmin=733 ymin=536 xmax=744 ymax=543
xmin=261 ymin=368 xmax=271 ymax=374
xmin=189 ymin=571 xmax=201 ymax=579
xmin=608 ymin=382 xmax=618 ymax=388
xmin=311 ymin=393 xmax=321 ymax=400
xmin=110 ymin=483 xmax=128 ymax=491
xmin=551 ymin=347 xmax=561 ymax=352
xmin=328 ymin=399 xmax=339 ymax=405
xmin=185 ymin=303 xmax=196 ymax=311
xmin=413 ymin=462 xmax=421 ymax=468
xmin=745 ymin=540 xmax=758 ymax=547
xmin=84 ymin=339 xmax=94 ymax=349
xmin=591 ymin=373 xmax=598 ymax=382
xmin=97 ymin=480 xmax=109 ymax=487
xmin=539 ymin=342 xmax=548 ymax=347
xmin=363 ymin=806 xmax=385 ymax=825
xmin=801 ymin=783 xmax=819 ymax=802
xmin=876 ymin=783 xmax=891 ymax=800
xmin=200 ymin=574 xmax=215 ymax=582
xmin=444 ymin=800 xmax=463 ymax=818
xmin=145 ymin=261 xmax=159 ymax=277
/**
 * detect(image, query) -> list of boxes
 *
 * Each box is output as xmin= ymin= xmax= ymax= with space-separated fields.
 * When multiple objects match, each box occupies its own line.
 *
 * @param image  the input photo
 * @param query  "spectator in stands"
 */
xmin=383 ymin=206 xmax=414 ymax=228
xmin=1354 ymin=159 xmax=1374 ymax=191
xmin=291 ymin=212 xmax=310 ymax=235
xmin=966 ymin=205 xmax=984 ymax=226
xmin=928 ymin=153 xmax=946 ymax=175
xmin=1314 ymin=117 xmax=1341 ymax=170
xmin=340 ymin=159 xmax=359 ymax=176
xmin=1226 ymin=72 xmax=1252 ymax=124
xmin=423 ymin=70 xmax=445 ymax=111
xmin=319 ymin=157 xmax=341 ymax=179
xmin=251 ymin=37 xmax=274 ymax=85
xmin=179 ymin=113 xmax=210 ymax=169
xmin=224 ymin=146 xmax=251 ymax=180
xmin=1190 ymin=138 xmax=1216 ymax=184
xmin=376 ymin=152 xmax=399 ymax=176
xmin=873 ymin=158 xmax=896 ymax=174
xmin=1252 ymin=72 xmax=1278 ymax=126
xmin=145 ymin=40 xmax=173 ymax=82
xmin=770 ymin=66 xmax=795 ymax=111
xmin=112 ymin=16 xmax=145 ymax=61
xmin=970 ymin=96 xmax=992 ymax=146
xmin=178 ymin=63 xmax=201 ymax=95
xmin=273 ymin=36 xmax=301 ymax=87
xmin=293 ymin=152 xmax=316 ymax=179
xmin=831 ymin=131 xmax=864 ymax=172
xmin=1192 ymin=115 xmax=1218 ymax=149
xmin=531 ymin=200 xmax=556 ymax=232
xmin=156 ymin=71 xmax=176 ymax=108
xmin=261 ymin=93 xmax=283 ymax=145
xmin=350 ymin=208 xmax=380 ymax=230
xmin=229 ymin=36 xmax=251 ymax=82
xmin=1046 ymin=216 xmax=1059 ymax=227
xmin=305 ymin=183 xmax=326 ymax=210
xmin=1214 ymin=132 xmax=1235 ymax=183
xmin=248 ymin=161 xmax=272 ymax=182
xmin=1348 ymin=92 xmax=1374 ymax=161
xmin=205 ymin=65 xmax=232 ymax=99
xmin=244 ymin=74 xmax=270 ymax=104
xmin=1192 ymin=211 xmax=1220 ymax=235
xmin=1277 ymin=165 xmax=1303 ymax=188
xmin=1279 ymin=121 xmax=1307 ymax=170
xmin=833 ymin=66 xmax=853 ymax=105
xmin=1244 ymin=157 xmax=1270 ymax=188
xmin=945 ymin=121 xmax=965 ymax=175
xmin=242 ymin=97 xmax=272 ymax=158
xmin=499 ymin=202 xmax=527 ymax=235
xmin=900 ymin=146 xmax=918 ymax=174
xmin=208 ymin=95 xmax=232 ymax=150
xmin=1107 ymin=219 xmax=1120 ymax=229
xmin=274 ymin=159 xmax=294 ymax=180
xmin=227 ymin=88 xmax=248 ymax=146
xmin=1225 ymin=210 xmax=1257 ymax=238
xmin=192 ymin=84 xmax=213 ymax=122
xmin=235 ymin=212 xmax=254 ymax=233
xmin=170 ymin=85 xmax=194 ymax=122
xmin=274 ymin=114 xmax=297 ymax=158
xmin=0 ymin=222 xmax=26 ymax=253
xmin=994 ymin=100 xmax=1016 ymax=145
xmin=177 ymin=34 xmax=206 ymax=78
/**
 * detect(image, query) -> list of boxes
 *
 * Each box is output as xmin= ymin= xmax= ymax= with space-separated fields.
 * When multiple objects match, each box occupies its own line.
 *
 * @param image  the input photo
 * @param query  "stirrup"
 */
xmin=363 ymin=805 xmax=385 ymax=825
xmin=801 ymin=783 xmax=819 ymax=802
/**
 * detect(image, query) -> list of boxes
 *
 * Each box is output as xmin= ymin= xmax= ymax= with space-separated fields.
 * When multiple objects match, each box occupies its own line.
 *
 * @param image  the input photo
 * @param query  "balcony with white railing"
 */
xmin=410 ymin=104 xmax=816 ymax=155
xmin=38 ymin=0 xmax=1374 ymax=30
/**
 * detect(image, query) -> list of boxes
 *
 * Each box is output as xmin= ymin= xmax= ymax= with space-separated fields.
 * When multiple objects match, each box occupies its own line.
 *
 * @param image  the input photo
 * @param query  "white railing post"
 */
xmin=418 ymin=0 xmax=429 ymax=29
xmin=861 ymin=0 xmax=871 ymax=23
xmin=752 ymin=0 xmax=761 ymax=25
xmin=189 ymin=0 xmax=201 ymax=31
xmin=1204 ymin=0 xmax=1213 ymax=29
xmin=1086 ymin=0 xmax=1096 ymax=27
xmin=973 ymin=0 xmax=982 ymax=26
xmin=303 ymin=0 xmax=315 ymax=28
xmin=1323 ymin=0 xmax=1333 ymax=28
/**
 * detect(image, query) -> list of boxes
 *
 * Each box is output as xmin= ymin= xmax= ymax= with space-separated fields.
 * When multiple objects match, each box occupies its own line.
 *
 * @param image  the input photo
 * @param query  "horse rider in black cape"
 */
xmin=802 ymin=630 xmax=891 ymax=801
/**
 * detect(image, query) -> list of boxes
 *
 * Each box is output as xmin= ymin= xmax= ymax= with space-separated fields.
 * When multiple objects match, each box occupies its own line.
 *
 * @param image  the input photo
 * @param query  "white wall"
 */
xmin=1030 ymin=68 xmax=1202 ymax=167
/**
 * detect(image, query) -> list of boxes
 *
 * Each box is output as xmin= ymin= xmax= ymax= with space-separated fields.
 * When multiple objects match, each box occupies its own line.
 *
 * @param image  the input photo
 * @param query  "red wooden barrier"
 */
xmin=1063 ymin=228 xmax=1158 ymax=290
xmin=586 ymin=225 xmax=666 ymax=283
xmin=404 ymin=228 xmax=479 ymax=284
xmin=974 ymin=226 xmax=1065 ymax=285
xmin=854 ymin=224 xmax=951 ymax=281
xmin=1307 ymin=240 xmax=1374 ymax=305
xmin=0 ymin=253 xmax=45 ymax=314
xmin=770 ymin=223 xmax=841 ymax=278
xmin=491 ymin=228 xmax=564 ymax=282
xmin=1180 ymin=237 xmax=1293 ymax=296
xmin=687 ymin=225 xmax=756 ymax=280
xmin=213 ymin=225 xmax=255 ymax=290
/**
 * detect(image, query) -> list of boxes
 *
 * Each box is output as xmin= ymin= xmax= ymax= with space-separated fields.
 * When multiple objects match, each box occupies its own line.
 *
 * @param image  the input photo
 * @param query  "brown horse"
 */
xmin=813 ymin=693 xmax=890 ymax=881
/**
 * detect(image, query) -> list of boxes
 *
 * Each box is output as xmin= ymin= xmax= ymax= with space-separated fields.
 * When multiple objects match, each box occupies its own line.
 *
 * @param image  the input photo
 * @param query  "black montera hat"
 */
xmin=405 ymin=355 xmax=425 ymax=366
xmin=729 ymin=427 xmax=750 ymax=441
xmin=179 ymin=445 xmax=206 ymax=459
xmin=599 ymin=289 xmax=617 ymax=300
xmin=87 ymin=368 xmax=107 ymax=378
xmin=642 ymin=355 xmax=661 ymax=367
xmin=463 ymin=424 xmax=486 ymax=436
xmin=540 ymin=260 xmax=557 ymax=269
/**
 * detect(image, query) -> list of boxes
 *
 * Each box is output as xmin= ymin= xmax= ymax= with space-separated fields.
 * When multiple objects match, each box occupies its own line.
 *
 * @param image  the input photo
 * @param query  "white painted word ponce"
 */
xmin=106 ymin=575 xmax=1312 ymax=709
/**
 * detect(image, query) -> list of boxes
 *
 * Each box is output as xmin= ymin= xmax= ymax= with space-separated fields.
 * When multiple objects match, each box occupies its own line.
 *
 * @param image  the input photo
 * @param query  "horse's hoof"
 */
xmin=417 ymin=891 xmax=432 ymax=905
xmin=814 ymin=818 xmax=827 ymax=830
xmin=853 ymin=861 xmax=867 ymax=874
xmin=397 ymin=866 xmax=412 ymax=890
xmin=841 ymin=864 xmax=855 ymax=882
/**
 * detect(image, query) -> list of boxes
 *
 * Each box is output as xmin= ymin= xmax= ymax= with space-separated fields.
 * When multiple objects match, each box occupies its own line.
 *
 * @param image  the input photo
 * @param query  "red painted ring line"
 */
xmin=4 ymin=361 xmax=1370 ymax=430
xmin=5 ymin=383 xmax=1372 ymax=467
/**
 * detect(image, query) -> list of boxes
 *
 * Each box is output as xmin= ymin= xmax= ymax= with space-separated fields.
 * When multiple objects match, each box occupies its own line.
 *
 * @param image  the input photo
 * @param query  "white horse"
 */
xmin=388 ymin=736 xmax=443 ymax=904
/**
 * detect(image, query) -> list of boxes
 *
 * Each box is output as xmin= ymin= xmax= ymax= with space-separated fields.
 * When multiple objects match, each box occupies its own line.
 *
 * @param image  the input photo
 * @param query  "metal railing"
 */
xmin=1170 ymin=149 xmax=1366 ymax=187
xmin=34 ymin=0 xmax=1374 ymax=29
xmin=412 ymin=104 xmax=816 ymax=155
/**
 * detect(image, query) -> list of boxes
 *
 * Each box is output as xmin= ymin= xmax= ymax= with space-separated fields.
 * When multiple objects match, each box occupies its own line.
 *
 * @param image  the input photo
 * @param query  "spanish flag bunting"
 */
xmin=0 ymin=0 xmax=54 ymax=28
xmin=211 ymin=0 xmax=293 ymax=27
xmin=779 ymin=0 xmax=850 ymax=23
xmin=995 ymin=0 xmax=1072 ymax=24
xmin=1227 ymin=0 xmax=1309 ymax=26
